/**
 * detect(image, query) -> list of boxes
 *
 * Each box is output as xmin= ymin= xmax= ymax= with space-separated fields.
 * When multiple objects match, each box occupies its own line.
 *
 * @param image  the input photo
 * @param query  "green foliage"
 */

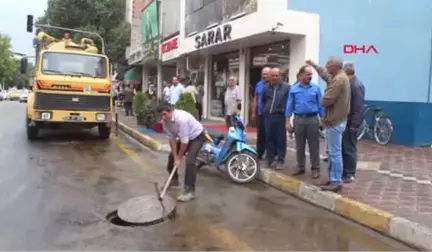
xmin=133 ymin=92 xmax=159 ymax=128
xmin=0 ymin=33 xmax=16 ymax=82
xmin=9 ymin=61 xmax=35 ymax=89
xmin=36 ymin=0 xmax=131 ymax=65
xmin=175 ymin=93 xmax=198 ymax=119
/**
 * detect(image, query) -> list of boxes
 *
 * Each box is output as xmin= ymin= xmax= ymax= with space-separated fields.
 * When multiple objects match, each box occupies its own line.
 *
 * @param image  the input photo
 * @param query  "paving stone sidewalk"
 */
xmin=118 ymin=114 xmax=432 ymax=230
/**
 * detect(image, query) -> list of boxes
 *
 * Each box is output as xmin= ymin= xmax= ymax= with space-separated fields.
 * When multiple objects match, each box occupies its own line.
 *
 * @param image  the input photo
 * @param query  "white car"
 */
xmin=19 ymin=91 xmax=29 ymax=103
xmin=0 ymin=90 xmax=6 ymax=100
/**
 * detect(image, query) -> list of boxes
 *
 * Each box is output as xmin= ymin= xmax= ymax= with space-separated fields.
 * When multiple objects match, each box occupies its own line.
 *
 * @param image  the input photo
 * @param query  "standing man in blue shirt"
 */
xmin=286 ymin=65 xmax=324 ymax=179
xmin=262 ymin=68 xmax=290 ymax=169
xmin=251 ymin=67 xmax=271 ymax=160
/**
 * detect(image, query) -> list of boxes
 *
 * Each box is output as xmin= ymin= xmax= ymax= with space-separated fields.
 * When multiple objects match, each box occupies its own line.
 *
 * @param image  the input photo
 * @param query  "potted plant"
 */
xmin=133 ymin=92 xmax=158 ymax=128
xmin=174 ymin=92 xmax=198 ymax=119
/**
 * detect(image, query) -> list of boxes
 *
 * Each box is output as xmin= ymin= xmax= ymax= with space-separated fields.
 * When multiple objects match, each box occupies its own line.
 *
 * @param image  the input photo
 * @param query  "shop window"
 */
xmin=185 ymin=0 xmax=257 ymax=35
xmin=162 ymin=0 xmax=181 ymax=38
xmin=210 ymin=51 xmax=239 ymax=118
xmin=250 ymin=40 xmax=291 ymax=83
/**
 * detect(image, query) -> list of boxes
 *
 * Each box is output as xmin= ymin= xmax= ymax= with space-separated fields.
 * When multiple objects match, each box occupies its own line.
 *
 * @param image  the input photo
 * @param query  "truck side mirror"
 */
xmin=26 ymin=15 xmax=34 ymax=33
xmin=20 ymin=57 xmax=28 ymax=74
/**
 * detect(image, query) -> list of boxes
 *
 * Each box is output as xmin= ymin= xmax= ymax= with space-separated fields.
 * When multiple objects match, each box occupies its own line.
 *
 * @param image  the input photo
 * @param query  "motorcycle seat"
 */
xmin=206 ymin=128 xmax=225 ymax=141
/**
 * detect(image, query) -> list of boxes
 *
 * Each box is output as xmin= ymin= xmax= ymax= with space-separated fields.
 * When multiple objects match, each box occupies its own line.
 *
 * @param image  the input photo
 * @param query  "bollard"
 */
xmin=115 ymin=112 xmax=119 ymax=136
xmin=114 ymin=99 xmax=119 ymax=136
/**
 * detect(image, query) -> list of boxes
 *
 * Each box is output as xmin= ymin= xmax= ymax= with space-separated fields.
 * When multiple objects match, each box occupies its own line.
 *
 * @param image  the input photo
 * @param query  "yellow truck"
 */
xmin=21 ymin=16 xmax=112 ymax=140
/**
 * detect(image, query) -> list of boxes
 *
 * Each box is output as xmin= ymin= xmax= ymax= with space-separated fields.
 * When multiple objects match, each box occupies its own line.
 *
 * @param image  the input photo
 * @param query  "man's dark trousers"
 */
xmin=124 ymin=102 xmax=133 ymax=116
xmin=294 ymin=114 xmax=320 ymax=171
xmin=257 ymin=115 xmax=266 ymax=159
xmin=342 ymin=127 xmax=357 ymax=178
xmin=166 ymin=133 xmax=205 ymax=190
xmin=265 ymin=114 xmax=286 ymax=164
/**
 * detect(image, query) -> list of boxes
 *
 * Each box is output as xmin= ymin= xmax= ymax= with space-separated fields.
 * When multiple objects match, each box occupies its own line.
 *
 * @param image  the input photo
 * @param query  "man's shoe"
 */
xmin=275 ymin=163 xmax=285 ymax=170
xmin=292 ymin=169 xmax=305 ymax=176
xmin=318 ymin=181 xmax=331 ymax=186
xmin=320 ymin=183 xmax=342 ymax=192
xmin=266 ymin=161 xmax=276 ymax=168
xmin=311 ymin=170 xmax=320 ymax=179
xmin=343 ymin=176 xmax=355 ymax=184
xmin=177 ymin=190 xmax=196 ymax=202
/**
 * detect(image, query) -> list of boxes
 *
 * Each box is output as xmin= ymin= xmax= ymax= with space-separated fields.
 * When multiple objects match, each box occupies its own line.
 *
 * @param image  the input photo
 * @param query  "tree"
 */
xmin=36 ymin=0 xmax=131 ymax=66
xmin=7 ymin=61 xmax=35 ymax=89
xmin=0 ymin=33 xmax=16 ymax=84
xmin=175 ymin=93 xmax=199 ymax=119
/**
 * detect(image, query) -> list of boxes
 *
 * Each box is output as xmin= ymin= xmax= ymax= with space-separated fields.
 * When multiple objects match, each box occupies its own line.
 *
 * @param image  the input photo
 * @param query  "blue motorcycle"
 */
xmin=196 ymin=116 xmax=260 ymax=184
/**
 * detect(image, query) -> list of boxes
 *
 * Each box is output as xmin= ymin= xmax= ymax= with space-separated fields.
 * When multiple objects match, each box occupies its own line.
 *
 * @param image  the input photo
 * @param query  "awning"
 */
xmin=124 ymin=67 xmax=141 ymax=81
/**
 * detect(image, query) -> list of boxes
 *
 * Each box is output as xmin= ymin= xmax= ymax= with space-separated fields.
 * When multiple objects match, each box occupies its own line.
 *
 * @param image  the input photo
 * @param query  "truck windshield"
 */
xmin=42 ymin=52 xmax=107 ymax=78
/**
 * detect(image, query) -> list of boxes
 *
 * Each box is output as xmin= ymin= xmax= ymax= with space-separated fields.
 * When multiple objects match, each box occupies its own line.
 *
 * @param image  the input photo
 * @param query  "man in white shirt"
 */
xmin=157 ymin=103 xmax=205 ymax=202
xmin=169 ymin=76 xmax=184 ymax=105
xmin=224 ymin=75 xmax=242 ymax=128
xmin=184 ymin=80 xmax=198 ymax=103
xmin=162 ymin=81 xmax=171 ymax=103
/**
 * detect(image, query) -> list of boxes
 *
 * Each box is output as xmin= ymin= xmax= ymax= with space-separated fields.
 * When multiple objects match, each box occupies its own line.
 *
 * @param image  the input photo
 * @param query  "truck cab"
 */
xmin=23 ymin=31 xmax=112 ymax=140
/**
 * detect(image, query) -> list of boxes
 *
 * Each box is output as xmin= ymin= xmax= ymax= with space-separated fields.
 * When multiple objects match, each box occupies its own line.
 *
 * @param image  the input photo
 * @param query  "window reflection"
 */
xmin=162 ymin=0 xmax=181 ymax=37
xmin=210 ymin=51 xmax=239 ymax=118
xmin=42 ymin=52 xmax=107 ymax=78
xmin=250 ymin=41 xmax=291 ymax=82
xmin=185 ymin=0 xmax=257 ymax=35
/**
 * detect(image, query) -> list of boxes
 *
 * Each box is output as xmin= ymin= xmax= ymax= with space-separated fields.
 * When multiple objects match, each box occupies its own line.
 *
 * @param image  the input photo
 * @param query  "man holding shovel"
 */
xmin=157 ymin=103 xmax=206 ymax=202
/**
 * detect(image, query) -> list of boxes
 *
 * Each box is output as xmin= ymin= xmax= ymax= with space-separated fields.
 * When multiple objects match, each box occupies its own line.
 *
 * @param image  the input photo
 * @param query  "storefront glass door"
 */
xmin=210 ymin=51 xmax=239 ymax=118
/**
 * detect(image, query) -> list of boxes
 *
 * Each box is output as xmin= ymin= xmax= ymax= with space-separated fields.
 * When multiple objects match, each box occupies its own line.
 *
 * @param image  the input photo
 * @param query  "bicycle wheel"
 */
xmin=373 ymin=115 xmax=393 ymax=145
xmin=356 ymin=120 xmax=367 ymax=140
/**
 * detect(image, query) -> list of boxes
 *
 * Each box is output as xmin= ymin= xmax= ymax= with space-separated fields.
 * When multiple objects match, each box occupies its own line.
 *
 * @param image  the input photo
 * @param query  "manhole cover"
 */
xmin=117 ymin=195 xmax=176 ymax=225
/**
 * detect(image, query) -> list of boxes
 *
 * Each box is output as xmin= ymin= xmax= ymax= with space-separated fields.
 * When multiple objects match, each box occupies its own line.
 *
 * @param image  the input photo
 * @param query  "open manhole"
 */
xmin=106 ymin=196 xmax=176 ymax=227
xmin=106 ymin=207 xmax=177 ymax=227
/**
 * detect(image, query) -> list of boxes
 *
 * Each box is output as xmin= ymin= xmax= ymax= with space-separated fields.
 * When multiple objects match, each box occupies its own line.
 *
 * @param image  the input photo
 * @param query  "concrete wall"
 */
xmin=287 ymin=0 xmax=432 ymax=145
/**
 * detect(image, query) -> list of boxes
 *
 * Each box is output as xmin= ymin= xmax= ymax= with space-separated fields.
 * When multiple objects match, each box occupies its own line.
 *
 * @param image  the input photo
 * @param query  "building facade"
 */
xmin=287 ymin=0 xmax=432 ymax=146
xmin=127 ymin=0 xmax=432 ymax=146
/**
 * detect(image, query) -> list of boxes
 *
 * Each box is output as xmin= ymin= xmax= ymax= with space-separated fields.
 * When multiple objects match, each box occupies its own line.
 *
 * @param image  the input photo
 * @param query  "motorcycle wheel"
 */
xmin=226 ymin=150 xmax=260 ymax=184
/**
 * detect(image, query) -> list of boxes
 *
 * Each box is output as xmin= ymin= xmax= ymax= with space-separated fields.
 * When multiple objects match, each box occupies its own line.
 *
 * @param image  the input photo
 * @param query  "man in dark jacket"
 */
xmin=262 ymin=68 xmax=290 ymax=170
xmin=342 ymin=63 xmax=365 ymax=183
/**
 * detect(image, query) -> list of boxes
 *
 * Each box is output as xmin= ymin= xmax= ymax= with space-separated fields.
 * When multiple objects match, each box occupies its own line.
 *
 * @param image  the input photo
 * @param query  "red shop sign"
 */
xmin=161 ymin=38 xmax=178 ymax=54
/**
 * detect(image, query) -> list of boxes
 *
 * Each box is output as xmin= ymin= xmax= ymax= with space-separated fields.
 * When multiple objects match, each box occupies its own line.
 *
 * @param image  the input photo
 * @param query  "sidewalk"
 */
xmin=115 ymin=113 xmax=432 ymax=250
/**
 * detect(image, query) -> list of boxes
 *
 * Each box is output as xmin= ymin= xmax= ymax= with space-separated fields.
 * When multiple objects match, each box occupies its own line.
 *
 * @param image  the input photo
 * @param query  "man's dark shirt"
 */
xmin=348 ymin=76 xmax=365 ymax=129
xmin=262 ymin=82 xmax=290 ymax=115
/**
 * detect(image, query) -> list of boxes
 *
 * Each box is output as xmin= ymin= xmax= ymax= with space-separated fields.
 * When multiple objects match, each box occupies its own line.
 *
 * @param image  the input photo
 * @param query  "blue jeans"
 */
xmin=326 ymin=120 xmax=347 ymax=184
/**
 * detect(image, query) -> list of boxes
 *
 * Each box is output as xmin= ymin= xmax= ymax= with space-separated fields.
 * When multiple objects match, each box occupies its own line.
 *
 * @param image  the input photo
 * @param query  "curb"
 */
xmin=116 ymin=121 xmax=432 ymax=251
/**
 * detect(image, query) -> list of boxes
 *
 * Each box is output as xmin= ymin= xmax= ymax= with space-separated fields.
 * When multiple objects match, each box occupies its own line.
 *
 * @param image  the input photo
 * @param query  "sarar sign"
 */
xmin=195 ymin=24 xmax=232 ymax=49
xmin=343 ymin=44 xmax=379 ymax=54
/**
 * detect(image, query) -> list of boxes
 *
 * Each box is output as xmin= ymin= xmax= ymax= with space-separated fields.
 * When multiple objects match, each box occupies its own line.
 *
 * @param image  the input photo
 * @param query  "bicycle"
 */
xmin=317 ymin=105 xmax=393 ymax=145
xmin=357 ymin=105 xmax=394 ymax=145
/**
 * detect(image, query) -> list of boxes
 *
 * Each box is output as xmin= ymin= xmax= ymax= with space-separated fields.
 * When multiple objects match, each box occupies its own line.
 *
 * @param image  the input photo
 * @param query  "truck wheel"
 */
xmin=27 ymin=118 xmax=39 ymax=140
xmin=98 ymin=124 xmax=111 ymax=139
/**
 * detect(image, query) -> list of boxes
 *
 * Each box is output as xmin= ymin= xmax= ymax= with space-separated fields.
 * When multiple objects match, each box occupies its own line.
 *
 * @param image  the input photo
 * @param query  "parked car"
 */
xmin=7 ymin=91 xmax=21 ymax=101
xmin=2 ymin=91 xmax=8 ymax=100
xmin=19 ymin=91 xmax=29 ymax=103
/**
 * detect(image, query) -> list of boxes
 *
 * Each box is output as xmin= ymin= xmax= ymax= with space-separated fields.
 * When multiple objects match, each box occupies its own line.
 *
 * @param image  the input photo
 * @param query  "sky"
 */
xmin=0 ymin=0 xmax=47 ymax=57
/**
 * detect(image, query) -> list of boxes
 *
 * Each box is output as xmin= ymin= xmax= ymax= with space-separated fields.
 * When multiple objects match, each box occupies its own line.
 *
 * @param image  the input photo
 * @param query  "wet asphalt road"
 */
xmin=0 ymin=101 xmax=415 ymax=251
